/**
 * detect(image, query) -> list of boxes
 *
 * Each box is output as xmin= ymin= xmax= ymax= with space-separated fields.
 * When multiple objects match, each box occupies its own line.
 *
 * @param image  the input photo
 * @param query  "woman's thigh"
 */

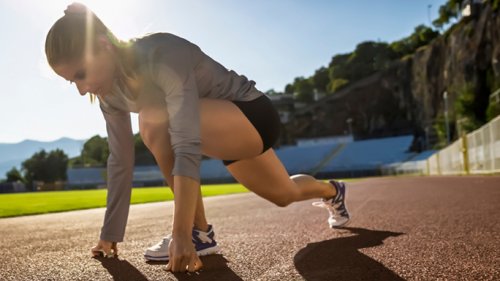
xmin=139 ymin=98 xmax=270 ymax=163
xmin=199 ymin=98 xmax=263 ymax=160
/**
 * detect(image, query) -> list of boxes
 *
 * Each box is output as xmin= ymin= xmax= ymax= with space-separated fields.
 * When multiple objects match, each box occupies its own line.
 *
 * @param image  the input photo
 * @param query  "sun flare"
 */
xmin=71 ymin=0 xmax=142 ymax=40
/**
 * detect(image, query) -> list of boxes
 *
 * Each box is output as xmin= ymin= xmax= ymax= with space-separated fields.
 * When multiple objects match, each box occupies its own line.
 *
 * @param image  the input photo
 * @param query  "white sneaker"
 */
xmin=313 ymin=180 xmax=350 ymax=228
xmin=144 ymin=224 xmax=220 ymax=261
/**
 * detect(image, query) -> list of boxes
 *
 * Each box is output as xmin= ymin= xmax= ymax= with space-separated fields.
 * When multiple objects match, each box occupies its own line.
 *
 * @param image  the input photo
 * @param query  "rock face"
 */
xmin=288 ymin=3 xmax=500 ymax=150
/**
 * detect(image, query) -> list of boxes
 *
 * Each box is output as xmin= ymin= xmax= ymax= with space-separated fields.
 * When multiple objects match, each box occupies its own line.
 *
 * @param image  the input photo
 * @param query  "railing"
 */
xmin=466 ymin=115 xmax=500 ymax=174
xmin=384 ymin=115 xmax=500 ymax=175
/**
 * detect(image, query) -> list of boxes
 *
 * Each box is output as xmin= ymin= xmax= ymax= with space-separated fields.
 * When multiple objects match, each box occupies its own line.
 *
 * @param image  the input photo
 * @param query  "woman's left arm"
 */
xmin=149 ymin=44 xmax=204 ymax=271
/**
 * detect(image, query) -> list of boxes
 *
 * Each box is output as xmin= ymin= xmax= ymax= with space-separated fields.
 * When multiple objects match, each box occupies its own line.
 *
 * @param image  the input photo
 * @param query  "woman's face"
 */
xmin=53 ymin=42 xmax=116 ymax=98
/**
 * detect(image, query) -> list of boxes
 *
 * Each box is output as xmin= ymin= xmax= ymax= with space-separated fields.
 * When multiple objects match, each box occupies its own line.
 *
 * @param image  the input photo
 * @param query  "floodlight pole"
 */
xmin=443 ymin=91 xmax=450 ymax=145
xmin=346 ymin=118 xmax=353 ymax=137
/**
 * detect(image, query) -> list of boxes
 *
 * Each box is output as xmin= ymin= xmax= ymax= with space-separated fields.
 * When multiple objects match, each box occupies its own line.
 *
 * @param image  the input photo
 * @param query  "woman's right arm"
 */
xmin=98 ymin=104 xmax=135 ymax=243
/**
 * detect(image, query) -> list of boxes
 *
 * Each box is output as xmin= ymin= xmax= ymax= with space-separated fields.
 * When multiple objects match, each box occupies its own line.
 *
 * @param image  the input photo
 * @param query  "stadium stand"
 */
xmin=382 ymin=150 xmax=437 ymax=175
xmin=317 ymin=135 xmax=415 ymax=178
xmin=67 ymin=167 xmax=106 ymax=189
xmin=65 ymin=135 xmax=417 ymax=188
xmin=275 ymin=143 xmax=341 ymax=175
xmin=200 ymin=159 xmax=233 ymax=183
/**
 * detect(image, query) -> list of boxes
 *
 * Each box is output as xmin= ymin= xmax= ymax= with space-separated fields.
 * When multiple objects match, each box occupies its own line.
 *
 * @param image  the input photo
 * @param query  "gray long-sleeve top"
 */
xmin=97 ymin=33 xmax=263 ymax=242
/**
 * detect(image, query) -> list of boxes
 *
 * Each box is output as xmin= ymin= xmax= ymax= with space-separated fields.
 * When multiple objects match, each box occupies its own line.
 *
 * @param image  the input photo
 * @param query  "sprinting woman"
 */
xmin=45 ymin=3 xmax=349 ymax=273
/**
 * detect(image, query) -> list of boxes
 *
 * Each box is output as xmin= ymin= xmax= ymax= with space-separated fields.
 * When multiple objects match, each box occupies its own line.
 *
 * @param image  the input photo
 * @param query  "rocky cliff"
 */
xmin=288 ymin=2 xmax=499 ymax=150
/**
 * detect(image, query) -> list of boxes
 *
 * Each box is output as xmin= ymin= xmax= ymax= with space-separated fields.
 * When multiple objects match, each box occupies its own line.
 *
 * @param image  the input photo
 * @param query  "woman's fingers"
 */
xmin=90 ymin=240 xmax=116 ymax=258
xmin=170 ymin=255 xmax=185 ymax=272
xmin=91 ymin=243 xmax=104 ymax=256
xmin=91 ymin=245 xmax=102 ymax=257
xmin=167 ymin=255 xmax=203 ymax=273
xmin=187 ymin=254 xmax=203 ymax=272
xmin=166 ymin=238 xmax=203 ymax=273
xmin=187 ymin=258 xmax=196 ymax=272
xmin=111 ymin=242 xmax=119 ymax=256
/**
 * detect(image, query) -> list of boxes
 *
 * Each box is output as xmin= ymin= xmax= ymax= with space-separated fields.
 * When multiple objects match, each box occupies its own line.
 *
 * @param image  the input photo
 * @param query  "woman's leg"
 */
xmin=199 ymin=98 xmax=336 ymax=207
xmin=226 ymin=149 xmax=336 ymax=207
xmin=138 ymin=107 xmax=209 ymax=231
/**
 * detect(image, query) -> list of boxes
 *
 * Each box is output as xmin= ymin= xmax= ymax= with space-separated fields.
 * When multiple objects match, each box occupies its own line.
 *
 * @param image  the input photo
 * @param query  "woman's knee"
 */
xmin=138 ymin=120 xmax=155 ymax=150
xmin=265 ymin=183 xmax=299 ymax=207
xmin=138 ymin=108 xmax=170 ymax=151
xmin=272 ymin=191 xmax=296 ymax=207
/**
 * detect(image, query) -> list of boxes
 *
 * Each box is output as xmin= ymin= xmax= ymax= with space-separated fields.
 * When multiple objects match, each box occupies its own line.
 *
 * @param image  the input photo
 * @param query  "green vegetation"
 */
xmin=433 ymin=113 xmax=453 ymax=149
xmin=274 ymin=0 xmax=498 ymax=103
xmin=281 ymin=25 xmax=439 ymax=102
xmin=454 ymin=83 xmax=482 ymax=133
xmin=0 ymin=183 xmax=249 ymax=218
xmin=21 ymin=149 xmax=68 ymax=189
xmin=493 ymin=0 xmax=500 ymax=11
xmin=486 ymin=99 xmax=500 ymax=121
xmin=4 ymin=167 xmax=24 ymax=183
xmin=68 ymin=133 xmax=156 ymax=168
xmin=432 ymin=0 xmax=461 ymax=29
xmin=69 ymin=135 xmax=108 ymax=167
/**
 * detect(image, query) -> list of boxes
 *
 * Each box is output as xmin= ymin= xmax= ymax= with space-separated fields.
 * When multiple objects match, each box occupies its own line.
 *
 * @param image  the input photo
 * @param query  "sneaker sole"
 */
xmin=144 ymin=245 xmax=221 ymax=262
xmin=330 ymin=218 xmax=351 ymax=229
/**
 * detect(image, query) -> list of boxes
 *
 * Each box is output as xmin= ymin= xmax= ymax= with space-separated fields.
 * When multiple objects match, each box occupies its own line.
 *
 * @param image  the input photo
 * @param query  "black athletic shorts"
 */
xmin=222 ymin=94 xmax=281 ymax=166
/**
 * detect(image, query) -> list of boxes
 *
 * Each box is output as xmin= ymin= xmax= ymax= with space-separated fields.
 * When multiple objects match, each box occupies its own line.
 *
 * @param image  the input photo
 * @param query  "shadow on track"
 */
xmin=95 ymin=256 xmax=149 ymax=281
xmin=294 ymin=227 xmax=406 ymax=281
xmin=147 ymin=254 xmax=243 ymax=281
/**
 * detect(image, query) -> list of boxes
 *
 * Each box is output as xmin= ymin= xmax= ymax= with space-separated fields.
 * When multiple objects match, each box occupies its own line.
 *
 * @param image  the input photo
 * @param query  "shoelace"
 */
xmin=157 ymin=231 xmax=213 ymax=247
xmin=194 ymin=230 xmax=213 ymax=244
xmin=312 ymin=200 xmax=343 ymax=218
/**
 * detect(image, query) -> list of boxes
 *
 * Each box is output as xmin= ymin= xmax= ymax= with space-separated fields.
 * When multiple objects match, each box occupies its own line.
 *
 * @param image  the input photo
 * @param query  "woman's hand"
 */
xmin=91 ymin=239 xmax=118 ymax=258
xmin=166 ymin=235 xmax=203 ymax=272
xmin=166 ymin=176 xmax=203 ymax=272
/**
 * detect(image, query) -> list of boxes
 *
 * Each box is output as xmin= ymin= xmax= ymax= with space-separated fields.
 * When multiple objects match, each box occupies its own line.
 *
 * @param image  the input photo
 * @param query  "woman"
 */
xmin=45 ymin=3 xmax=350 ymax=273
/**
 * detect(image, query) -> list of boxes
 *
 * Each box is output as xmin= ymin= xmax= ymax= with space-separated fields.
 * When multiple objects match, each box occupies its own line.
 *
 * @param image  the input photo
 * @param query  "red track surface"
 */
xmin=1 ymin=176 xmax=499 ymax=280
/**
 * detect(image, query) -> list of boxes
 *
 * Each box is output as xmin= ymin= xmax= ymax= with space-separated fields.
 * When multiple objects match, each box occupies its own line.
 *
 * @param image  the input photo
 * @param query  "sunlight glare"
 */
xmin=75 ymin=0 xmax=143 ymax=40
xmin=4 ymin=0 xmax=145 ymax=40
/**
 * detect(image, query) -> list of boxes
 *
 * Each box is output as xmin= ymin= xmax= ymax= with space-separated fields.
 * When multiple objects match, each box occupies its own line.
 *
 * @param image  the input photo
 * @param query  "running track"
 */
xmin=0 ymin=176 xmax=499 ymax=281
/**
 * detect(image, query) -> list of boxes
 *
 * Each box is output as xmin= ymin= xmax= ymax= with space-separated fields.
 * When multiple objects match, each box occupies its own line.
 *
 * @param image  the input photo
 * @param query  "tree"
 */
xmin=347 ymin=41 xmax=389 ymax=80
xmin=328 ymin=78 xmax=349 ymax=93
xmin=134 ymin=133 xmax=156 ymax=165
xmin=292 ymin=77 xmax=315 ymax=103
xmin=81 ymin=135 xmax=109 ymax=166
xmin=486 ymin=101 xmax=500 ymax=121
xmin=265 ymin=89 xmax=282 ymax=96
xmin=22 ymin=149 xmax=69 ymax=187
xmin=327 ymin=42 xmax=396 ymax=87
xmin=390 ymin=25 xmax=439 ymax=58
xmin=6 ymin=167 xmax=24 ymax=183
xmin=312 ymin=67 xmax=330 ymax=94
xmin=284 ymin=83 xmax=295 ymax=95
xmin=328 ymin=53 xmax=350 ymax=81
xmin=46 ymin=149 xmax=69 ymax=181
xmin=454 ymin=82 xmax=488 ymax=133
xmin=432 ymin=0 xmax=462 ymax=29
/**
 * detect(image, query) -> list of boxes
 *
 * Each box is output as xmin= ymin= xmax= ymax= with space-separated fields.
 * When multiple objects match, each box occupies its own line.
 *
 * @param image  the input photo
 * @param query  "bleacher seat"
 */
xmin=200 ymin=159 xmax=232 ymax=182
xmin=320 ymin=135 xmax=414 ymax=173
xmin=276 ymin=143 xmax=339 ymax=174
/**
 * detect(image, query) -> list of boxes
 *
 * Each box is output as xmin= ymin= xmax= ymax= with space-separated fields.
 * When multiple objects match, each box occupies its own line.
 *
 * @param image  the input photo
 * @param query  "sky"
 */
xmin=0 ymin=0 xmax=447 ymax=143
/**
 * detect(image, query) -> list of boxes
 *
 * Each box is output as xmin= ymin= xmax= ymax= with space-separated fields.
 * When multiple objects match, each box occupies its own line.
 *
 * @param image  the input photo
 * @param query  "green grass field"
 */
xmin=0 ymin=183 xmax=249 ymax=218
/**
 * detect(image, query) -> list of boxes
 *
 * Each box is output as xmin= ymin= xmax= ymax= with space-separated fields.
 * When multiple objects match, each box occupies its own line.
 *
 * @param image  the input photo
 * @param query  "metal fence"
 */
xmin=467 ymin=116 xmax=500 ymax=174
xmin=385 ymin=115 xmax=500 ymax=175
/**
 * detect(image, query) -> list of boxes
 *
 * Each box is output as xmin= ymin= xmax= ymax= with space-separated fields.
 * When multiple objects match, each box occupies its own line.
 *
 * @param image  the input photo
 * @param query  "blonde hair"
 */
xmin=45 ymin=5 xmax=138 ymax=103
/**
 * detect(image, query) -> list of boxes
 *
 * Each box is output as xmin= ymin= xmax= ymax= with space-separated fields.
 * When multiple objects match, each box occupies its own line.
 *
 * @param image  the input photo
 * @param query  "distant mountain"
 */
xmin=0 ymin=137 xmax=86 ymax=179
